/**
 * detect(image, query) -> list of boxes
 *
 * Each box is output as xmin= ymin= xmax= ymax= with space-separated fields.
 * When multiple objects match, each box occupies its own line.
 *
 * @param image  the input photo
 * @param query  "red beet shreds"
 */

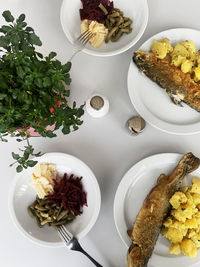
xmin=80 ymin=0 xmax=114 ymax=23
xmin=47 ymin=173 xmax=87 ymax=216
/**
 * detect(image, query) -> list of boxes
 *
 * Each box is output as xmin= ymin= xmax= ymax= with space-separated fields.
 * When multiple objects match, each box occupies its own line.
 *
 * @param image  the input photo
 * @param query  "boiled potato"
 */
xmin=162 ymin=177 xmax=200 ymax=258
xmin=151 ymin=38 xmax=172 ymax=59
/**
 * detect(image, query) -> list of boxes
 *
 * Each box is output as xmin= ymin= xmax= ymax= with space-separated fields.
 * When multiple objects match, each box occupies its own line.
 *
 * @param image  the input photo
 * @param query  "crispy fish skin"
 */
xmin=127 ymin=153 xmax=200 ymax=267
xmin=133 ymin=51 xmax=200 ymax=112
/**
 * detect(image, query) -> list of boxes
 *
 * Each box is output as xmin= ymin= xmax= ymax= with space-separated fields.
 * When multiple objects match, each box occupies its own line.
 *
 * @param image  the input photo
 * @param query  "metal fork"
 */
xmin=57 ymin=225 xmax=103 ymax=267
xmin=70 ymin=30 xmax=94 ymax=60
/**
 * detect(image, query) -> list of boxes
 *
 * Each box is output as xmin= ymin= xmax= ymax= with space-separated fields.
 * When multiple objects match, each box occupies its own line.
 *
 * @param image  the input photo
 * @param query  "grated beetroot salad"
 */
xmin=80 ymin=0 xmax=114 ymax=23
xmin=47 ymin=173 xmax=87 ymax=216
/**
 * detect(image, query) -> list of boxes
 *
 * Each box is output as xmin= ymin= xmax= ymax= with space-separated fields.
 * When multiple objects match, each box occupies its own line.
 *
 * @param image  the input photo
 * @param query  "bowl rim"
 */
xmin=8 ymin=152 xmax=101 ymax=247
xmin=60 ymin=0 xmax=149 ymax=57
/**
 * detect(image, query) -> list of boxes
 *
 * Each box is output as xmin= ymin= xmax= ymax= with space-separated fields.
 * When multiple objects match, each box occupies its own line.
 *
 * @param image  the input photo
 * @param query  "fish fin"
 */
xmin=167 ymin=91 xmax=183 ymax=107
xmin=127 ymin=229 xmax=134 ymax=240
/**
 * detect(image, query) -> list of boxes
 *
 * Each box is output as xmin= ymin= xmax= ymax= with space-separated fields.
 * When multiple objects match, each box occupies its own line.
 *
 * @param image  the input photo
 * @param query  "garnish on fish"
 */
xmin=127 ymin=153 xmax=200 ymax=267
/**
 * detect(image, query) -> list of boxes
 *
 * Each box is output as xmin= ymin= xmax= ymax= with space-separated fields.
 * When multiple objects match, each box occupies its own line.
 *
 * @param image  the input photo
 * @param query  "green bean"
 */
xmin=110 ymin=12 xmax=120 ymax=17
xmin=35 ymin=204 xmax=48 ymax=211
xmin=40 ymin=212 xmax=49 ymax=218
xmin=109 ymin=17 xmax=116 ymax=25
xmin=28 ymin=197 xmax=76 ymax=228
xmin=39 ymin=199 xmax=49 ymax=205
xmin=116 ymin=16 xmax=124 ymax=27
xmin=123 ymin=17 xmax=129 ymax=21
xmin=111 ymin=30 xmax=123 ymax=42
xmin=120 ymin=19 xmax=133 ymax=28
xmin=105 ymin=19 xmax=110 ymax=29
xmin=52 ymin=219 xmax=70 ymax=226
xmin=105 ymin=26 xmax=118 ymax=43
xmin=120 ymin=28 xmax=132 ymax=33
xmin=56 ymin=210 xmax=69 ymax=221
xmin=98 ymin=3 xmax=108 ymax=15
xmin=41 ymin=218 xmax=52 ymax=226
xmin=35 ymin=216 xmax=43 ymax=228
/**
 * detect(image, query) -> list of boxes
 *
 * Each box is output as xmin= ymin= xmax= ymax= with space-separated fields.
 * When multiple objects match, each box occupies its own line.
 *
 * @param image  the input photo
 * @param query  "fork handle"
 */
xmin=69 ymin=49 xmax=79 ymax=61
xmin=80 ymin=249 xmax=103 ymax=267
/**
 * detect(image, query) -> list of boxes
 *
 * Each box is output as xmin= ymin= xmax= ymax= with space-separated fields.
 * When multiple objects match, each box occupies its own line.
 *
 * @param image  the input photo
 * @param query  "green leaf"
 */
xmin=17 ymin=22 xmax=27 ymax=28
xmin=24 ymin=150 xmax=29 ymax=160
xmin=2 ymin=10 xmax=14 ymax=22
xmin=62 ymin=125 xmax=70 ymax=134
xmin=0 ymin=93 xmax=7 ymax=100
xmin=48 ymin=52 xmax=56 ymax=60
xmin=29 ymin=33 xmax=42 ymax=46
xmin=36 ymin=52 xmax=43 ymax=59
xmin=0 ymin=36 xmax=9 ymax=47
xmin=16 ymin=66 xmax=24 ymax=79
xmin=0 ymin=25 xmax=11 ymax=33
xmin=17 ymin=13 xmax=25 ymax=23
xmin=16 ymin=165 xmax=23 ymax=172
xmin=26 ymin=160 xmax=37 ymax=167
xmin=43 ymin=77 xmax=51 ymax=87
xmin=62 ymin=62 xmax=72 ymax=73
xmin=76 ymin=107 xmax=84 ymax=117
xmin=45 ymin=130 xmax=56 ymax=138
xmin=73 ymin=125 xmax=79 ymax=131
xmin=25 ymin=26 xmax=34 ymax=32
xmin=12 ymin=152 xmax=20 ymax=160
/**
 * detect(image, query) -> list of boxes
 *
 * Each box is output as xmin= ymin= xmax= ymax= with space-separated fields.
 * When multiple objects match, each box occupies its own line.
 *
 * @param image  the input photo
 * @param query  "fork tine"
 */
xmin=60 ymin=225 xmax=73 ymax=239
xmin=57 ymin=226 xmax=71 ymax=243
xmin=79 ymin=30 xmax=91 ymax=42
xmin=82 ymin=32 xmax=95 ymax=45
xmin=77 ymin=30 xmax=89 ymax=41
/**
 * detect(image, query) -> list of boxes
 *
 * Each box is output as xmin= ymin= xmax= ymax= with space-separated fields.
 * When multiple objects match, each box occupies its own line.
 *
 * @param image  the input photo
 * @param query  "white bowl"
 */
xmin=9 ymin=153 xmax=101 ymax=247
xmin=60 ymin=0 xmax=149 ymax=57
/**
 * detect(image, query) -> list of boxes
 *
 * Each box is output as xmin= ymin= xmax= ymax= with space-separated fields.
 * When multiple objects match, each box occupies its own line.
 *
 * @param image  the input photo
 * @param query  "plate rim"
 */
xmin=127 ymin=27 xmax=200 ymax=135
xmin=60 ymin=0 xmax=149 ymax=57
xmin=8 ymin=152 xmax=101 ymax=247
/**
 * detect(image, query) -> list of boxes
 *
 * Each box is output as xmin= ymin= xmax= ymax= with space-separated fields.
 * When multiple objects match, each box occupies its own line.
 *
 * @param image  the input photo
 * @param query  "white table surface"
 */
xmin=1 ymin=0 xmax=200 ymax=266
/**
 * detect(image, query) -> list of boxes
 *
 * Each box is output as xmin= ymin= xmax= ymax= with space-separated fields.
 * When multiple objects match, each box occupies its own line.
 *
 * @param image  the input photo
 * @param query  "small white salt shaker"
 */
xmin=86 ymin=94 xmax=109 ymax=118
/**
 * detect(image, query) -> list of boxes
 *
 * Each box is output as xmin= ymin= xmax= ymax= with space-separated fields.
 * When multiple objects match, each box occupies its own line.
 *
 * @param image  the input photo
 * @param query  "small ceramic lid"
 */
xmin=127 ymin=116 xmax=146 ymax=134
xmin=86 ymin=94 xmax=109 ymax=118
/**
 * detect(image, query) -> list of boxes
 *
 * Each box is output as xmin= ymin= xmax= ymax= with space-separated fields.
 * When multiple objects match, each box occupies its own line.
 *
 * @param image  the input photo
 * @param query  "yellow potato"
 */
xmin=181 ymin=59 xmax=193 ymax=73
xmin=181 ymin=41 xmax=196 ymax=54
xmin=169 ymin=243 xmax=181 ymax=255
xmin=192 ymin=177 xmax=200 ymax=186
xmin=180 ymin=239 xmax=197 ymax=258
xmin=151 ymin=38 xmax=172 ymax=59
xmin=171 ymin=55 xmax=186 ymax=67
xmin=172 ymin=43 xmax=190 ymax=58
xmin=164 ymin=227 xmax=184 ymax=243
xmin=194 ymin=66 xmax=200 ymax=82
xmin=192 ymin=193 xmax=200 ymax=205
xmin=185 ymin=218 xmax=198 ymax=229
xmin=162 ymin=176 xmax=200 ymax=259
xmin=151 ymin=41 xmax=168 ymax=59
xmin=170 ymin=192 xmax=187 ymax=209
xmin=189 ymin=183 xmax=200 ymax=194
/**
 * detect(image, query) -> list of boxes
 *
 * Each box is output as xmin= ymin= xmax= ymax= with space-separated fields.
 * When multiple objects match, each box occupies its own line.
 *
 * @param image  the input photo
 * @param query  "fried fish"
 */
xmin=127 ymin=153 xmax=200 ymax=267
xmin=133 ymin=51 xmax=200 ymax=112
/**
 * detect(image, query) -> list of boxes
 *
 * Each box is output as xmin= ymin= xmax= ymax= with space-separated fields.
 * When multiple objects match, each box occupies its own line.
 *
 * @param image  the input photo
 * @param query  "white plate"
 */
xmin=60 ymin=0 xmax=148 ymax=57
xmin=114 ymin=153 xmax=200 ymax=267
xmin=127 ymin=28 xmax=200 ymax=135
xmin=9 ymin=152 xmax=101 ymax=247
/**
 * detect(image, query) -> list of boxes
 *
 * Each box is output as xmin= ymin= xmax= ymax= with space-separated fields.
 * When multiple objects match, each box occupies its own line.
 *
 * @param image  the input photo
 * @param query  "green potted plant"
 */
xmin=0 ymin=11 xmax=84 ymax=172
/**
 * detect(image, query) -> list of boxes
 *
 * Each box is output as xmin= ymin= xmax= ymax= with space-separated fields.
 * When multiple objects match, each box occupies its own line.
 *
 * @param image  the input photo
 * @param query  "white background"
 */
xmin=0 ymin=0 xmax=200 ymax=266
